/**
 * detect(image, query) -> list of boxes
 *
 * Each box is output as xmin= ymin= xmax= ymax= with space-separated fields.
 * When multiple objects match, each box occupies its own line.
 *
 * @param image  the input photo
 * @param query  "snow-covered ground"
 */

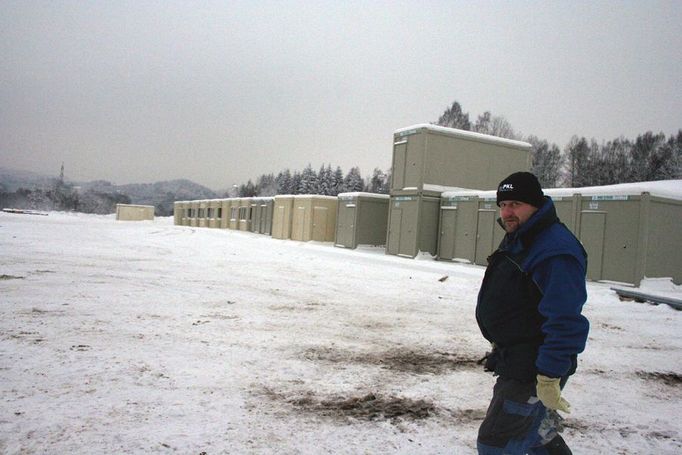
xmin=1 ymin=211 xmax=681 ymax=454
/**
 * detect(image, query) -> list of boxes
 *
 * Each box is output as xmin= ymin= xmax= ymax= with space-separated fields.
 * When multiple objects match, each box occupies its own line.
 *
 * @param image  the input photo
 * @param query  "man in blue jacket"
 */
xmin=475 ymin=172 xmax=589 ymax=455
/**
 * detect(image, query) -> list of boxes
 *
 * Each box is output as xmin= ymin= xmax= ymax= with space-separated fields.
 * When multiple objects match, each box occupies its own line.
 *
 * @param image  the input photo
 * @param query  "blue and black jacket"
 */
xmin=476 ymin=197 xmax=589 ymax=382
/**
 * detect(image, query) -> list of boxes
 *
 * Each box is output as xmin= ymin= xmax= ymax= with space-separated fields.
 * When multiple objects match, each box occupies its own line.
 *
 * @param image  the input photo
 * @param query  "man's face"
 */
xmin=499 ymin=200 xmax=538 ymax=233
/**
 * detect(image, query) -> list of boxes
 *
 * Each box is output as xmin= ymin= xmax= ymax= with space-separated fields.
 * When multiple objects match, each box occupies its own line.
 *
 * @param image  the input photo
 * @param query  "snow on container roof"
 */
xmin=116 ymin=203 xmax=155 ymax=209
xmin=546 ymin=180 xmax=682 ymax=201
xmin=442 ymin=180 xmax=682 ymax=201
xmin=394 ymin=123 xmax=532 ymax=150
xmin=292 ymin=194 xmax=338 ymax=200
xmin=423 ymin=184 xmax=477 ymax=194
xmin=337 ymin=192 xmax=390 ymax=199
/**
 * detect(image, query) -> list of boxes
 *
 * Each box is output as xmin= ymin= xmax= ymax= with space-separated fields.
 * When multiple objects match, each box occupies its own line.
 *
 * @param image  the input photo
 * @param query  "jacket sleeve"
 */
xmin=532 ymin=254 xmax=589 ymax=378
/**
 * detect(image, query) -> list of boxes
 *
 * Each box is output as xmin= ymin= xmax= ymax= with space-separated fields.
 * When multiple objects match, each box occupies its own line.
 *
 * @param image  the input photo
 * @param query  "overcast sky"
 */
xmin=1 ymin=0 xmax=680 ymax=190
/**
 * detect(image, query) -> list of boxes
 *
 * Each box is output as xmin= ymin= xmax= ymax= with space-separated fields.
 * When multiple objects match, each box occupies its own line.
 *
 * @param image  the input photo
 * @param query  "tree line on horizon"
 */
xmin=231 ymin=165 xmax=390 ymax=198
xmin=435 ymin=101 xmax=681 ymax=189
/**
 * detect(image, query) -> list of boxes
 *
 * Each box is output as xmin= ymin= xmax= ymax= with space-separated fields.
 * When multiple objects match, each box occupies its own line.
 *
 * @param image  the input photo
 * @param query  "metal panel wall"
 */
xmin=644 ymin=196 xmax=682 ymax=284
xmin=437 ymin=195 xmax=479 ymax=263
xmin=272 ymin=196 xmax=294 ymax=239
xmin=391 ymin=125 xmax=531 ymax=192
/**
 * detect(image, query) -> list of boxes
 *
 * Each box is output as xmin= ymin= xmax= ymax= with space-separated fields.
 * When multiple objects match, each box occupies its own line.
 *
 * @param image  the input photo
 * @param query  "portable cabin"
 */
xmin=250 ymin=197 xmax=274 ymax=235
xmin=228 ymin=198 xmax=241 ymax=230
xmin=391 ymin=124 xmax=531 ymax=192
xmin=220 ymin=199 xmax=231 ymax=228
xmin=208 ymin=199 xmax=222 ymax=228
xmin=196 ymin=200 xmax=208 ymax=227
xmin=189 ymin=201 xmax=199 ymax=227
xmin=173 ymin=201 xmax=183 ymax=225
xmin=181 ymin=202 xmax=191 ymax=226
xmin=437 ymin=181 xmax=682 ymax=285
xmin=237 ymin=197 xmax=252 ymax=231
xmin=335 ymin=192 xmax=390 ymax=249
xmin=272 ymin=195 xmax=295 ymax=239
xmin=290 ymin=195 xmax=338 ymax=242
xmin=386 ymin=189 xmax=442 ymax=257
xmin=116 ymin=204 xmax=155 ymax=221
xmin=562 ymin=182 xmax=682 ymax=285
xmin=437 ymin=192 xmax=482 ymax=263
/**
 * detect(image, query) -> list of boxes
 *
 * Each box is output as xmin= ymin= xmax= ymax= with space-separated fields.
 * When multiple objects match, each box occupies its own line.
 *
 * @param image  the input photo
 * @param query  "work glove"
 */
xmin=536 ymin=375 xmax=571 ymax=413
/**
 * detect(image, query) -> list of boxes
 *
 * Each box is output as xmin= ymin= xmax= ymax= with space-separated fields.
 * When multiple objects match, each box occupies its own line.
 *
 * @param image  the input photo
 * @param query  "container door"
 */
xmin=336 ymin=203 xmax=355 ymax=247
xmin=392 ymin=143 xmax=406 ymax=190
xmin=387 ymin=206 xmax=402 ymax=255
xmin=439 ymin=209 xmax=457 ymax=260
xmin=264 ymin=203 xmax=273 ymax=235
xmin=475 ymin=210 xmax=497 ymax=265
xmin=580 ymin=212 xmax=606 ymax=281
xmin=273 ymin=206 xmax=285 ymax=238
xmin=293 ymin=206 xmax=306 ymax=240
xmin=399 ymin=199 xmax=418 ymax=256
xmin=312 ymin=206 xmax=329 ymax=242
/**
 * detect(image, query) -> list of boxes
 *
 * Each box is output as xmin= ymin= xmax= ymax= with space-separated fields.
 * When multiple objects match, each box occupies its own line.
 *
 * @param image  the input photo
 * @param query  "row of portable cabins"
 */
xmin=434 ymin=184 xmax=682 ymax=285
xmin=174 ymin=197 xmax=274 ymax=234
xmin=174 ymin=181 xmax=681 ymax=285
xmin=174 ymin=193 xmax=389 ymax=247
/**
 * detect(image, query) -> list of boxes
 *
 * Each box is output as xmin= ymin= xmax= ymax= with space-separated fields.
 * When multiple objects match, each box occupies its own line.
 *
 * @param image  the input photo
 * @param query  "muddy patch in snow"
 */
xmin=267 ymin=389 xmax=436 ymax=422
xmin=636 ymin=371 xmax=682 ymax=387
xmin=0 ymin=274 xmax=25 ymax=280
xmin=302 ymin=346 xmax=480 ymax=375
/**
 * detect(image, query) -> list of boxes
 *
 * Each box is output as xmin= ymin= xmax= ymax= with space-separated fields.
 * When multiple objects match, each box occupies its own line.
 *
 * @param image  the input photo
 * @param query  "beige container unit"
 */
xmin=574 ymin=191 xmax=682 ymax=285
xmin=228 ymin=198 xmax=241 ymax=230
xmin=116 ymin=204 xmax=155 ymax=221
xmin=237 ymin=197 xmax=253 ymax=231
xmin=386 ymin=189 xmax=442 ymax=258
xmin=220 ymin=199 xmax=232 ymax=229
xmin=642 ymin=194 xmax=682 ymax=284
xmin=290 ymin=195 xmax=338 ymax=242
xmin=197 ymin=200 xmax=209 ymax=227
xmin=207 ymin=199 xmax=222 ymax=228
xmin=472 ymin=195 xmax=506 ymax=265
xmin=335 ymin=192 xmax=389 ymax=249
xmin=250 ymin=197 xmax=274 ymax=235
xmin=173 ymin=202 xmax=182 ymax=225
xmin=272 ymin=195 xmax=295 ymax=239
xmin=437 ymin=192 xmax=481 ymax=263
xmin=188 ymin=201 xmax=199 ymax=227
xmin=181 ymin=202 xmax=191 ymax=226
xmin=391 ymin=124 xmax=531 ymax=192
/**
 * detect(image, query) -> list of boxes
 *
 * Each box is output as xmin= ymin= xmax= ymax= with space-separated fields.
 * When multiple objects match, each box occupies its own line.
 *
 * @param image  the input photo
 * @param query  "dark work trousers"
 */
xmin=477 ymin=376 xmax=572 ymax=454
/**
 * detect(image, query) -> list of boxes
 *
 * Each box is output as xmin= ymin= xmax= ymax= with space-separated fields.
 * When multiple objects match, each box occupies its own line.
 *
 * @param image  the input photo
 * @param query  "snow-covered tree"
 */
xmin=527 ymin=136 xmax=563 ymax=188
xmin=368 ymin=168 xmax=389 ymax=194
xmin=290 ymin=171 xmax=302 ymax=195
xmin=256 ymin=173 xmax=276 ymax=196
xmin=298 ymin=164 xmax=318 ymax=194
xmin=317 ymin=164 xmax=333 ymax=195
xmin=343 ymin=167 xmax=364 ymax=192
xmin=331 ymin=166 xmax=344 ymax=195
xmin=435 ymin=101 xmax=471 ymax=130
xmin=276 ymin=169 xmax=292 ymax=195
xmin=563 ymin=136 xmax=594 ymax=187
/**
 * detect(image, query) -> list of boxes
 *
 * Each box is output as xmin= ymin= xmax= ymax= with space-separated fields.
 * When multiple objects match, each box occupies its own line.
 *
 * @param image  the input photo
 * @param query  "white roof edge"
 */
xmin=292 ymin=194 xmax=338 ymax=200
xmin=441 ymin=180 xmax=682 ymax=201
xmin=393 ymin=123 xmax=532 ymax=150
xmin=338 ymin=192 xmax=390 ymax=199
xmin=116 ymin=203 xmax=155 ymax=208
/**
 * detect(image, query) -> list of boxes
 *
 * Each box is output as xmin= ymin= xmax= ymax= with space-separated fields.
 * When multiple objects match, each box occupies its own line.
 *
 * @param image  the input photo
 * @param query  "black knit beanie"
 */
xmin=496 ymin=172 xmax=545 ymax=208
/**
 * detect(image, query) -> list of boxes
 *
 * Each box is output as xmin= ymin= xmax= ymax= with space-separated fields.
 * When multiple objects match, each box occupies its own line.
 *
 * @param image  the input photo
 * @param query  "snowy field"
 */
xmin=1 ymin=211 xmax=681 ymax=454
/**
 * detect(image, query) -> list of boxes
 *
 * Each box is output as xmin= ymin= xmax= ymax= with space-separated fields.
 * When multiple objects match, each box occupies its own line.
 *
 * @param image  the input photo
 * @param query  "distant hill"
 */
xmin=84 ymin=179 xmax=218 ymax=215
xmin=0 ymin=167 xmax=218 ymax=215
xmin=0 ymin=167 xmax=59 ymax=192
